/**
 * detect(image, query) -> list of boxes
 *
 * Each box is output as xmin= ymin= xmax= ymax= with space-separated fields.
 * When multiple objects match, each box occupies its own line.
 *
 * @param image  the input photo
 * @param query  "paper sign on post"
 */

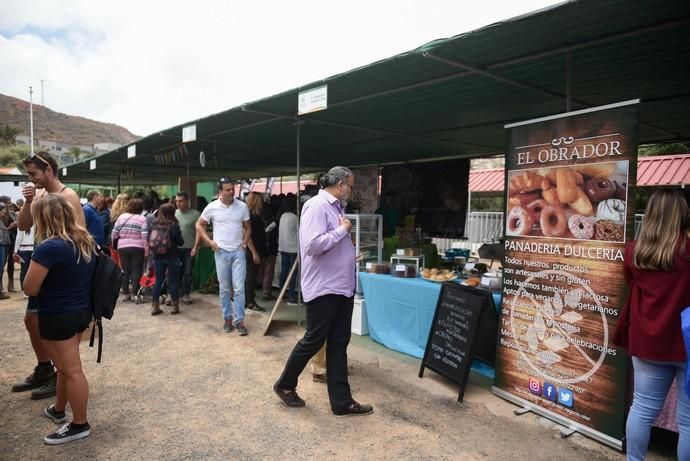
xmin=298 ymin=85 xmax=327 ymax=115
xmin=182 ymin=124 xmax=197 ymax=143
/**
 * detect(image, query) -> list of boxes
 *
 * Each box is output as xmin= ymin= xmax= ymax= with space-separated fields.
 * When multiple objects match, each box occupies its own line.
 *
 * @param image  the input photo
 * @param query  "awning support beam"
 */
xmin=241 ymin=107 xmax=492 ymax=151
xmin=423 ymin=52 xmax=680 ymax=140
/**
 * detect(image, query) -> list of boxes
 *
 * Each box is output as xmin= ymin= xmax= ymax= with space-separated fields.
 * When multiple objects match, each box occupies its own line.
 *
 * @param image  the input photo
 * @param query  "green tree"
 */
xmin=638 ymin=142 xmax=689 ymax=157
xmin=68 ymin=146 xmax=83 ymax=162
xmin=0 ymin=125 xmax=20 ymax=146
xmin=0 ymin=144 xmax=30 ymax=169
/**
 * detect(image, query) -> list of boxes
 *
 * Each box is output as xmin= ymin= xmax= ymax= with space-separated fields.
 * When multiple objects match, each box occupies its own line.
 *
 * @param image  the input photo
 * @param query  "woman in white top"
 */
xmin=14 ymin=224 xmax=35 ymax=292
xmin=278 ymin=196 xmax=299 ymax=304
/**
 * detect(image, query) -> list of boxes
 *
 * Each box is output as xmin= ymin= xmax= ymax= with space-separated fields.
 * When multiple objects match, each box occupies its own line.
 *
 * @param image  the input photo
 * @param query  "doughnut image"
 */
xmin=526 ymin=199 xmax=547 ymax=230
xmin=507 ymin=206 xmax=533 ymax=236
xmin=541 ymin=188 xmax=560 ymax=206
xmin=594 ymin=220 xmax=624 ymax=241
xmin=596 ymin=199 xmax=626 ymax=224
xmin=507 ymin=161 xmax=628 ymax=240
xmin=568 ymin=215 xmax=595 ymax=240
xmin=508 ymin=191 xmax=541 ymax=208
xmin=539 ymin=205 xmax=567 ymax=237
xmin=584 ymin=177 xmax=616 ymax=202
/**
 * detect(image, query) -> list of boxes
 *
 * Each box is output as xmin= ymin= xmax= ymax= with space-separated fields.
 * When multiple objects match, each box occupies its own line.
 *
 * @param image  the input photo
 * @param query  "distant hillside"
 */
xmin=0 ymin=93 xmax=139 ymax=146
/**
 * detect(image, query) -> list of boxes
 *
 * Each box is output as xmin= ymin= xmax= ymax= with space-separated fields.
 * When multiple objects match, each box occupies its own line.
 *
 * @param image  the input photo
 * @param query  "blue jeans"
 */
xmin=214 ymin=248 xmax=246 ymax=324
xmin=626 ymin=357 xmax=690 ymax=461
xmin=153 ymin=256 xmax=180 ymax=303
xmin=279 ymin=252 xmax=297 ymax=302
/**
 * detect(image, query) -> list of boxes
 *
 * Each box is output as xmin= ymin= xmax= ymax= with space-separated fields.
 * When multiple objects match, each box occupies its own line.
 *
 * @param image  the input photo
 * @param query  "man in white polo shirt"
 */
xmin=193 ymin=177 xmax=260 ymax=336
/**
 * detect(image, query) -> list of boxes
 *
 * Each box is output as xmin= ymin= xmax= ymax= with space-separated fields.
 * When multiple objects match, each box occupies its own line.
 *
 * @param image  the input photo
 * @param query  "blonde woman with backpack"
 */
xmin=149 ymin=203 xmax=184 ymax=315
xmin=23 ymin=193 xmax=96 ymax=445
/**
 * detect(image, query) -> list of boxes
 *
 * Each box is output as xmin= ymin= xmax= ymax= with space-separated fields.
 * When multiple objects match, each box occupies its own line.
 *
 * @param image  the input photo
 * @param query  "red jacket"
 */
xmin=614 ymin=238 xmax=690 ymax=362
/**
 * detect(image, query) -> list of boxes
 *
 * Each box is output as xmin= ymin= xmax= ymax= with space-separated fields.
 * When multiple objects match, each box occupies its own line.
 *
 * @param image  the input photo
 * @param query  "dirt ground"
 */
xmin=0 ymin=285 xmax=676 ymax=461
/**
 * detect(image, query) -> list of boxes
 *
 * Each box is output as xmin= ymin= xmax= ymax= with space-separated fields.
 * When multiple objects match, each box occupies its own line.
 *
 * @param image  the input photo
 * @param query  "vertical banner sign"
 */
xmin=492 ymin=100 xmax=639 ymax=451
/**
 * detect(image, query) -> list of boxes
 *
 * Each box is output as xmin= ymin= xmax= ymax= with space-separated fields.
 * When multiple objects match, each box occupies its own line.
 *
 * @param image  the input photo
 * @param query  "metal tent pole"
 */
xmin=295 ymin=119 xmax=303 ymax=325
xmin=186 ymin=158 xmax=191 ymax=194
xmin=29 ymin=87 xmax=34 ymax=155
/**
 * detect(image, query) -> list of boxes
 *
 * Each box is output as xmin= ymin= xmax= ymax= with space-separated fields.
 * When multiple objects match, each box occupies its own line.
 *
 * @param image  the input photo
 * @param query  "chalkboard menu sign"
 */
xmin=419 ymin=283 xmax=495 ymax=402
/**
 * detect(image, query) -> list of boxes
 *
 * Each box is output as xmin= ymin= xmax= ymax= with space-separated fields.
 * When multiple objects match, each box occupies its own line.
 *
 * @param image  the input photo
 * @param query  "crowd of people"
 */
xmin=9 ymin=151 xmax=312 ymax=444
xmin=8 ymin=152 xmax=689 ymax=456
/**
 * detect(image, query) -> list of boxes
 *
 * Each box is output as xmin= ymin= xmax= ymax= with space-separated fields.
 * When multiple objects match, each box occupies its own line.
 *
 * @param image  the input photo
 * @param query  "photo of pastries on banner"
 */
xmin=506 ymin=161 xmax=628 ymax=242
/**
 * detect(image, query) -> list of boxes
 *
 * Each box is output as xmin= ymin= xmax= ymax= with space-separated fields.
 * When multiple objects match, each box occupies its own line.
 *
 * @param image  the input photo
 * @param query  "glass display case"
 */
xmin=345 ymin=213 xmax=383 ymax=295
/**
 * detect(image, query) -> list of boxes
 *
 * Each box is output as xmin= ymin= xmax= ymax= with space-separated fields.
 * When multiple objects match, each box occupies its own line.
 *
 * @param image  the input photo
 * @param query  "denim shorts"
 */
xmin=38 ymin=309 xmax=93 ymax=341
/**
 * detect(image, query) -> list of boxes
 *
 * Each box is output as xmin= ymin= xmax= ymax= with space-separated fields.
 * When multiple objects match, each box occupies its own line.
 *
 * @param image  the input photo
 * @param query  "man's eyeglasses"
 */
xmin=29 ymin=152 xmax=51 ymax=167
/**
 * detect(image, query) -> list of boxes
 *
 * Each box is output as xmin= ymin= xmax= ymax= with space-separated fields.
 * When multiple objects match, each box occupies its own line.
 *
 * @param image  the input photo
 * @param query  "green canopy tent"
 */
xmin=32 ymin=0 xmax=690 ymax=187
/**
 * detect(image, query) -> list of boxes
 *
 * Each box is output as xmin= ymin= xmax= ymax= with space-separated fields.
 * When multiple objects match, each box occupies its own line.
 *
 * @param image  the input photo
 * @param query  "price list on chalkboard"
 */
xmin=419 ymin=283 xmax=488 ymax=402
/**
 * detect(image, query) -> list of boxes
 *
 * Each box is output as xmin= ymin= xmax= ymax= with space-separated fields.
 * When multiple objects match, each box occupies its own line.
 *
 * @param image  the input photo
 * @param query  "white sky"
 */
xmin=0 ymin=0 xmax=561 ymax=137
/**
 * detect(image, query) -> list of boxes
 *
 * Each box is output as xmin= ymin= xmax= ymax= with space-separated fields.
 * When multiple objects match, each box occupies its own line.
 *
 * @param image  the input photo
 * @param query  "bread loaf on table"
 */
xmin=392 ymin=264 xmax=417 ymax=278
xmin=366 ymin=263 xmax=390 ymax=274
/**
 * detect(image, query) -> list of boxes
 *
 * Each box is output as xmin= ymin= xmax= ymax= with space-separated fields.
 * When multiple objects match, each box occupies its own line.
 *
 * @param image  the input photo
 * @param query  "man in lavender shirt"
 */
xmin=273 ymin=166 xmax=373 ymax=416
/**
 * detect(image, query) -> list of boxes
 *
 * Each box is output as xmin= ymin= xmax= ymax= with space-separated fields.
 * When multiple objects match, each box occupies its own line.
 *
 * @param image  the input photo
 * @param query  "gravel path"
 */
xmin=0 ymin=291 xmax=673 ymax=460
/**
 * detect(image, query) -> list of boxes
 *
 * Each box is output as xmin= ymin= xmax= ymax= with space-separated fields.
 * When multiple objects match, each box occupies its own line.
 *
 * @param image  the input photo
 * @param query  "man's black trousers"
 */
xmin=276 ymin=294 xmax=354 ymax=411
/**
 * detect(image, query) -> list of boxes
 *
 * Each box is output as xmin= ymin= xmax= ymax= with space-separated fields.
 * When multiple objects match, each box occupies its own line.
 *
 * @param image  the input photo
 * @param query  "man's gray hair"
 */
xmin=320 ymin=166 xmax=353 ymax=188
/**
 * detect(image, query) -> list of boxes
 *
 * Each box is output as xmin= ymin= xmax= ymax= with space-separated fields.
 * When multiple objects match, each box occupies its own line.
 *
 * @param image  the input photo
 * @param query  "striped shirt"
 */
xmin=111 ymin=213 xmax=149 ymax=250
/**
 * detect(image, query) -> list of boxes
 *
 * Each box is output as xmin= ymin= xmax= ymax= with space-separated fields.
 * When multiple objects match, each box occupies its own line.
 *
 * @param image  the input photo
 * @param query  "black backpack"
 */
xmin=148 ymin=223 xmax=173 ymax=255
xmin=89 ymin=247 xmax=124 ymax=363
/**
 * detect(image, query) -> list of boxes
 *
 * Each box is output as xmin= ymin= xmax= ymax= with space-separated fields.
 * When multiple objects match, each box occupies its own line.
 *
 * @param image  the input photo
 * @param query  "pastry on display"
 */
xmin=540 ymin=204 xmax=567 ymax=237
xmin=584 ymin=177 xmax=616 ymax=202
xmin=506 ymin=161 xmax=627 ymax=242
xmin=507 ymin=206 xmax=532 ymax=236
xmin=462 ymin=277 xmax=481 ymax=287
xmin=594 ymin=220 xmax=624 ymax=241
xmin=421 ymin=268 xmax=457 ymax=282
xmin=596 ymin=199 xmax=625 ymax=224
xmin=568 ymin=215 xmax=595 ymax=240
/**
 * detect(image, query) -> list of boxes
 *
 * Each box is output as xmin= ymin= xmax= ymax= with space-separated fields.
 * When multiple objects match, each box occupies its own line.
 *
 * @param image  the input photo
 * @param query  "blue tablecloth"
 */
xmin=359 ymin=272 xmax=501 ymax=378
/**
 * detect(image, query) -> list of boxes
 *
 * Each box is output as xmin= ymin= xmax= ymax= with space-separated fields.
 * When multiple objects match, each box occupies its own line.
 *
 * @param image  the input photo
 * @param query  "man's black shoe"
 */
xmin=332 ymin=401 xmax=374 ymax=417
xmin=31 ymin=375 xmax=57 ymax=400
xmin=273 ymin=383 xmax=305 ymax=407
xmin=246 ymin=303 xmax=266 ymax=312
xmin=11 ymin=365 xmax=55 ymax=392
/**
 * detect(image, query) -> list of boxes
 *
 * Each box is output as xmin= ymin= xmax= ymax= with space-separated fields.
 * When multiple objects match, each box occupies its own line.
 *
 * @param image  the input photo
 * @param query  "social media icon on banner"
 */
xmin=543 ymin=382 xmax=557 ymax=401
xmin=558 ymin=388 xmax=574 ymax=407
xmin=528 ymin=378 xmax=541 ymax=395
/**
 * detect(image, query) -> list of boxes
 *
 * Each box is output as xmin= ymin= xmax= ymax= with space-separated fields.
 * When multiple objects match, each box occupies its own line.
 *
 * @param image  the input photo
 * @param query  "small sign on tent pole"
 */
xmin=298 ymin=85 xmax=327 ymax=115
xmin=182 ymin=124 xmax=197 ymax=143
